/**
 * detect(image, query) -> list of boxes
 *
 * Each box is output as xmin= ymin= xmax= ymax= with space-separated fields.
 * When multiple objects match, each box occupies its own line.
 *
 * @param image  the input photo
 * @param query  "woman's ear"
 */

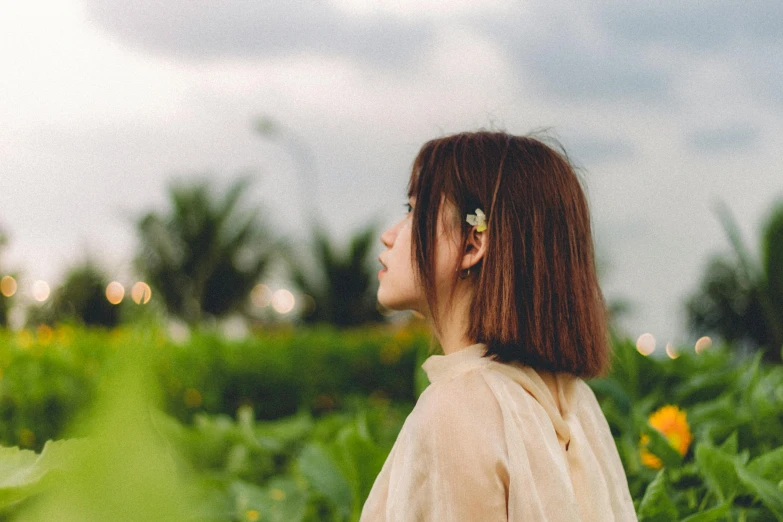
xmin=460 ymin=227 xmax=488 ymax=270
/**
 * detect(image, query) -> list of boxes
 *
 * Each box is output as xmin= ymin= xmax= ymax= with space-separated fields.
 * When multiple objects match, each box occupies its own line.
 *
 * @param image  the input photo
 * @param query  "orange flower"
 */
xmin=640 ymin=405 xmax=692 ymax=469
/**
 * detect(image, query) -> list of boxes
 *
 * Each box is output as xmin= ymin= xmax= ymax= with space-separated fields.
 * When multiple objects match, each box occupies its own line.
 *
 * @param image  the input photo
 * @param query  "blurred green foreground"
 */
xmin=0 ymin=324 xmax=782 ymax=521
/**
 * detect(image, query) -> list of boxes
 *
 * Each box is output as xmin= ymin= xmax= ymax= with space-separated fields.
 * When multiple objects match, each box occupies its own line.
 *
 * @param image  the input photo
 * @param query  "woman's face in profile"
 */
xmin=378 ymin=196 xmax=462 ymax=315
xmin=378 ymin=197 xmax=420 ymax=312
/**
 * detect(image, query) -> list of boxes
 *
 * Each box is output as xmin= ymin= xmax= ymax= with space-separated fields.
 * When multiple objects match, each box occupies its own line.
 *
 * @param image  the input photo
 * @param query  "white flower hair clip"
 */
xmin=466 ymin=208 xmax=487 ymax=232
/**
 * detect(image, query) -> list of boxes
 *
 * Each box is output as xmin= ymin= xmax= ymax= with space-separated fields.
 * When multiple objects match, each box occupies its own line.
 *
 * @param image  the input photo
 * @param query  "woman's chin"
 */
xmin=376 ymin=293 xmax=408 ymax=313
xmin=378 ymin=298 xmax=423 ymax=316
xmin=376 ymin=297 xmax=399 ymax=312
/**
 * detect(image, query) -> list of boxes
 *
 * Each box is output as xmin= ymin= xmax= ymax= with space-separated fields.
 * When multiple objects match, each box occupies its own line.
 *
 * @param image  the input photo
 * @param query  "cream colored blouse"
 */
xmin=360 ymin=343 xmax=637 ymax=521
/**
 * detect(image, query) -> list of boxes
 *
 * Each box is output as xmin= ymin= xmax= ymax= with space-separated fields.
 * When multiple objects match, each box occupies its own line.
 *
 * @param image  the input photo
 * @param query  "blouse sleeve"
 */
xmin=393 ymin=369 xmax=510 ymax=521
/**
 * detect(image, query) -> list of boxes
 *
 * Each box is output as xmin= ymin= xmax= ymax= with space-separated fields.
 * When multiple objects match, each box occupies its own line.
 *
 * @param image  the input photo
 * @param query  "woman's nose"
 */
xmin=381 ymin=224 xmax=395 ymax=248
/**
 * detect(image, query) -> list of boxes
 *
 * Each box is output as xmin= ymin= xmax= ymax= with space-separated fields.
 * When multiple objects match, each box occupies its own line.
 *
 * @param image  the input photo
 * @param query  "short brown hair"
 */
xmin=407 ymin=131 xmax=609 ymax=378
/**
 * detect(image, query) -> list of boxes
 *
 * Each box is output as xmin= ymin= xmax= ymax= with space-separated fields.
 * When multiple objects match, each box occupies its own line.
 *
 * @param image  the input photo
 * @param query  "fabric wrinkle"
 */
xmin=360 ymin=342 xmax=637 ymax=522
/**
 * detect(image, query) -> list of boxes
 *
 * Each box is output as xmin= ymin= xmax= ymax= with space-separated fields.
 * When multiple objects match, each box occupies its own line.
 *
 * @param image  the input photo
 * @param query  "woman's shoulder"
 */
xmin=413 ymin=359 xmax=601 ymax=430
xmin=417 ymin=364 xmax=500 ymax=412
xmin=405 ymin=367 xmax=510 ymax=464
xmin=411 ymin=365 xmax=505 ymax=433
xmin=417 ymin=358 xmax=569 ymax=413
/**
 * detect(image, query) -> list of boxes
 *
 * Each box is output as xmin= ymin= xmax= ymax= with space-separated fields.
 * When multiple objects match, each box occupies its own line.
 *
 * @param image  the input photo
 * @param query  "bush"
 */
xmin=2 ymin=324 xmax=782 ymax=520
xmin=590 ymin=332 xmax=783 ymax=520
xmin=0 ymin=322 xmax=430 ymax=450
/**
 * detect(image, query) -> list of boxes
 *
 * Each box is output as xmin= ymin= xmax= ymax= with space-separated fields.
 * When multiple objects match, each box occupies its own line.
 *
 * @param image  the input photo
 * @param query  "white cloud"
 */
xmin=332 ymin=0 xmax=519 ymax=20
xmin=0 ymin=0 xmax=191 ymax=131
xmin=1 ymin=0 xmax=781 ymax=346
xmin=80 ymin=0 xmax=431 ymax=67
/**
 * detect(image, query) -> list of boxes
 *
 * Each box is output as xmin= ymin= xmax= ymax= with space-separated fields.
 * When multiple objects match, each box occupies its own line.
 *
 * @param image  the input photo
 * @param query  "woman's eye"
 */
xmin=404 ymin=203 xmax=413 ymax=214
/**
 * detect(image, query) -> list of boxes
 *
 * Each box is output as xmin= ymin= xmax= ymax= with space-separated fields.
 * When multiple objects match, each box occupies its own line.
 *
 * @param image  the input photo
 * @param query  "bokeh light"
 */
xmin=131 ymin=282 xmax=152 ymax=304
xmin=665 ymin=342 xmax=679 ymax=359
xmin=695 ymin=336 xmax=712 ymax=354
xmin=251 ymin=284 xmax=272 ymax=308
xmin=271 ymin=289 xmax=295 ymax=314
xmin=0 ymin=275 xmax=17 ymax=297
xmin=167 ymin=320 xmax=191 ymax=344
xmin=636 ymin=333 xmax=656 ymax=356
xmin=106 ymin=281 xmax=125 ymax=305
xmin=32 ymin=280 xmax=50 ymax=302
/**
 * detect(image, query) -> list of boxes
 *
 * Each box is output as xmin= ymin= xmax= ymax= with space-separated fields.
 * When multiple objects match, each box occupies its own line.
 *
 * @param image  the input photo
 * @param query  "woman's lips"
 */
xmin=378 ymin=268 xmax=387 ymax=278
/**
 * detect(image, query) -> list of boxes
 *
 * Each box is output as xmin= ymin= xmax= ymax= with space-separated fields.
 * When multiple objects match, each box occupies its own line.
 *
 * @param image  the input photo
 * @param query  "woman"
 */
xmin=361 ymin=131 xmax=636 ymax=521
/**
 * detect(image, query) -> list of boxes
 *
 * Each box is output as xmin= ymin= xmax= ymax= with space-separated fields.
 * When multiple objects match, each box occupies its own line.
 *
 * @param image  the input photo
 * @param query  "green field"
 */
xmin=1 ymin=324 xmax=782 ymax=521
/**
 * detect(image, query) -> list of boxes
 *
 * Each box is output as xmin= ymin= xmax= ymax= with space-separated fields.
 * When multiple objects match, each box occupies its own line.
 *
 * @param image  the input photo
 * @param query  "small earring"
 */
xmin=458 ymin=267 xmax=471 ymax=280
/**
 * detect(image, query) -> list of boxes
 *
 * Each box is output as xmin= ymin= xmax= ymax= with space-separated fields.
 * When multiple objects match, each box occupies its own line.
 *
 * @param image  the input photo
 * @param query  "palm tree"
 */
xmin=685 ymin=199 xmax=783 ymax=362
xmin=26 ymin=260 xmax=120 ymax=328
xmin=134 ymin=176 xmax=274 ymax=325
xmin=284 ymin=222 xmax=383 ymax=327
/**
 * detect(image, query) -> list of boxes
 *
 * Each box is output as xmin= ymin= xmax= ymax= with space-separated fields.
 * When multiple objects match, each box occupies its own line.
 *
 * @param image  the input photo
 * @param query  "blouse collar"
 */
xmin=420 ymin=342 xmax=578 ymax=447
xmin=421 ymin=343 xmax=491 ymax=385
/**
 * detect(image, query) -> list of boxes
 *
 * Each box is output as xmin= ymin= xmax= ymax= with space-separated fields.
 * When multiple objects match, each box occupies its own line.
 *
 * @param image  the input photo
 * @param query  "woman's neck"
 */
xmin=432 ymin=285 xmax=475 ymax=355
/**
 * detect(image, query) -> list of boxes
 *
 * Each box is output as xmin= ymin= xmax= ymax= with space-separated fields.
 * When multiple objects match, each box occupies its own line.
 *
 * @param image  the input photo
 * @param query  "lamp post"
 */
xmin=254 ymin=116 xmax=320 ymax=224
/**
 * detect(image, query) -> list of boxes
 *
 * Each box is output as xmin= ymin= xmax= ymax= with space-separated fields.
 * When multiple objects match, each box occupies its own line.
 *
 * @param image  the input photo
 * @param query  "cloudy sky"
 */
xmin=1 ymin=0 xmax=782 ymax=346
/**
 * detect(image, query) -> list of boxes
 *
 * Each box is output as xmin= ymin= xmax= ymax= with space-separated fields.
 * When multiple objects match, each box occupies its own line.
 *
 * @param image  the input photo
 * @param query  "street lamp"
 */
xmin=254 ymin=116 xmax=320 ymax=223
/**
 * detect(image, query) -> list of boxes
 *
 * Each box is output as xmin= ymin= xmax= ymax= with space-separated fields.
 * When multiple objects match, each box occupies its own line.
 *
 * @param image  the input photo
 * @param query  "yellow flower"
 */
xmin=245 ymin=510 xmax=260 ymax=521
xmin=639 ymin=404 xmax=692 ymax=469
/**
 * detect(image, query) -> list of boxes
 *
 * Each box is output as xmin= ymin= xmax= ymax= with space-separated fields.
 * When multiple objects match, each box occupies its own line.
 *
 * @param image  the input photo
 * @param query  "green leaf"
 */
xmin=679 ymin=500 xmax=731 ymax=522
xmin=643 ymin=426 xmax=684 ymax=469
xmin=0 ymin=442 xmax=79 ymax=512
xmin=333 ymin=416 xmax=388 ymax=518
xmin=0 ymin=446 xmax=41 ymax=510
xmin=695 ymin=443 xmax=741 ymax=502
xmin=588 ymin=377 xmax=632 ymax=417
xmin=718 ymin=431 xmax=738 ymax=455
xmin=11 ymin=337 xmax=198 ymax=522
xmin=638 ymin=469 xmax=678 ymax=522
xmin=736 ymin=466 xmax=783 ymax=519
xmin=297 ymin=443 xmax=351 ymax=519
xmin=231 ymin=478 xmax=308 ymax=522
xmin=747 ymin=445 xmax=783 ymax=484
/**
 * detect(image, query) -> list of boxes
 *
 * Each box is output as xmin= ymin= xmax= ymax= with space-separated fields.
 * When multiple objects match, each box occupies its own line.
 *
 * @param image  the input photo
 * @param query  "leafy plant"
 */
xmin=2 ymin=324 xmax=782 ymax=520
xmin=283 ymin=223 xmax=383 ymax=327
xmin=686 ymin=199 xmax=783 ymax=362
xmin=25 ymin=260 xmax=120 ymax=328
xmin=4 ymin=331 xmax=198 ymax=522
xmin=591 ymin=333 xmax=783 ymax=520
xmin=0 ymin=323 xmax=427 ymax=449
xmin=134 ymin=176 xmax=274 ymax=325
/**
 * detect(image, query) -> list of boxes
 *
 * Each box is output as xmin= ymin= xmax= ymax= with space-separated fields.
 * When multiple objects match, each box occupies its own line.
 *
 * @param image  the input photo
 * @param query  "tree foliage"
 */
xmin=285 ymin=223 xmax=383 ymax=327
xmin=134 ymin=176 xmax=273 ymax=325
xmin=686 ymin=199 xmax=783 ymax=362
xmin=26 ymin=260 xmax=119 ymax=328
